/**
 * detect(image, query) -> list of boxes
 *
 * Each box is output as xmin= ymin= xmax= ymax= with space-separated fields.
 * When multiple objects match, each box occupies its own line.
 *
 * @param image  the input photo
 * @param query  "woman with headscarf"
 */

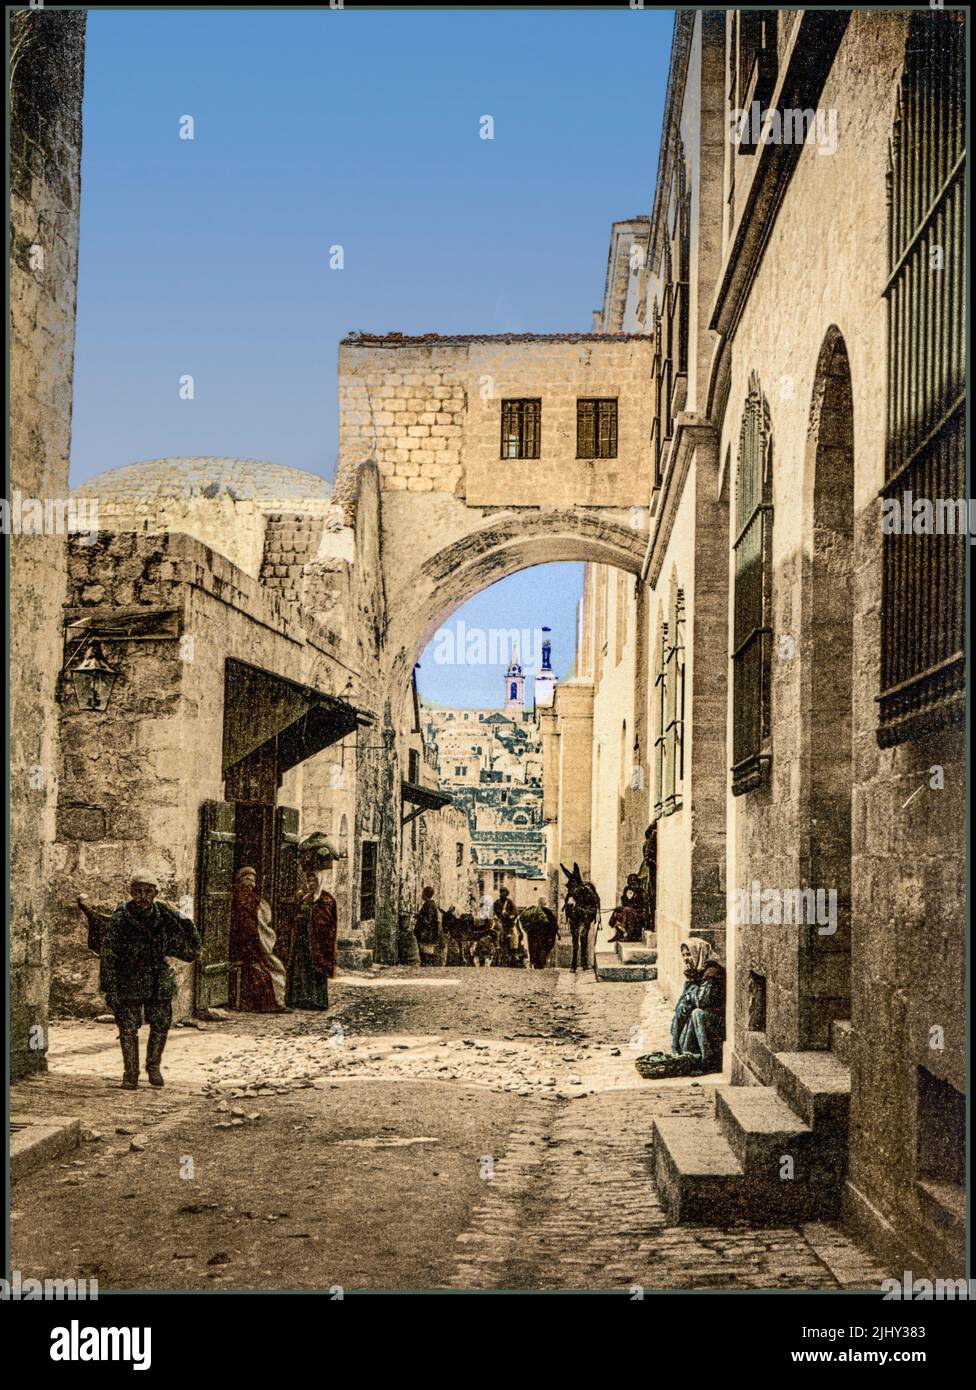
xmin=229 ymin=867 xmax=287 ymax=1013
xmin=414 ymin=886 xmax=441 ymax=967
xmin=280 ymin=840 xmax=339 ymax=1011
xmin=671 ymin=936 xmax=725 ymax=1073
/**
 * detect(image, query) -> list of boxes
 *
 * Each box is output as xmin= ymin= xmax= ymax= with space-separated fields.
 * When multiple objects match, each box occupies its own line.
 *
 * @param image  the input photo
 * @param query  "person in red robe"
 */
xmin=229 ymin=867 xmax=287 ymax=1013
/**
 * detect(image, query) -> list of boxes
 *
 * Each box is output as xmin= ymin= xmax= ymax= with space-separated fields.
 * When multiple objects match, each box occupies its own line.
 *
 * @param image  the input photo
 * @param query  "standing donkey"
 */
xmin=560 ymin=863 xmax=601 ymax=973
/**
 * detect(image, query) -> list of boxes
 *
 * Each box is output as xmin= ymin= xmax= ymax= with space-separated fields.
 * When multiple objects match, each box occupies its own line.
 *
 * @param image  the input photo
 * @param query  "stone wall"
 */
xmin=10 ymin=9 xmax=86 ymax=1077
xmin=587 ymin=565 xmax=639 ymax=917
xmin=399 ymin=803 xmax=477 ymax=962
xmin=720 ymin=11 xmax=964 ymax=1275
xmin=52 ymin=529 xmax=357 ymax=1017
xmin=339 ymin=335 xmax=654 ymax=508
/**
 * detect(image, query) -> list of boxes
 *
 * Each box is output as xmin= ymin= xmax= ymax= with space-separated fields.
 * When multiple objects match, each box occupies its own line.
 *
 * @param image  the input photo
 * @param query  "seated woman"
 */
xmin=671 ymin=937 xmax=725 ymax=1073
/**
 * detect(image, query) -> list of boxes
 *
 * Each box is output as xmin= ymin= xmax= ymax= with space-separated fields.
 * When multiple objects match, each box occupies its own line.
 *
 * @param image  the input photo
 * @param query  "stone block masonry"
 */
xmin=339 ymin=333 xmax=655 ymax=508
xmin=10 ymin=9 xmax=86 ymax=1078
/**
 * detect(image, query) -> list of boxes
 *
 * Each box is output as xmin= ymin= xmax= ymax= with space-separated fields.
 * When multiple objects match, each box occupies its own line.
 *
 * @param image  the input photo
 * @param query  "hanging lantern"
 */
xmin=68 ymin=640 xmax=118 ymax=711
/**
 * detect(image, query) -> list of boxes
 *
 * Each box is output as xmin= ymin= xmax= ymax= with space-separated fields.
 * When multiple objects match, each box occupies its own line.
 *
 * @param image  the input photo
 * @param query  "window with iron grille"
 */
xmin=653 ymin=619 xmax=667 ymax=818
xmin=576 ymin=399 xmax=618 ymax=459
xmin=456 ymin=842 xmax=464 ymax=868
xmin=654 ymin=580 xmax=685 ymax=817
xmin=731 ymin=373 xmax=773 ymax=795
xmin=879 ymin=11 xmax=965 ymax=747
xmin=359 ymin=840 xmax=377 ymax=921
xmin=500 ymin=399 xmax=541 ymax=459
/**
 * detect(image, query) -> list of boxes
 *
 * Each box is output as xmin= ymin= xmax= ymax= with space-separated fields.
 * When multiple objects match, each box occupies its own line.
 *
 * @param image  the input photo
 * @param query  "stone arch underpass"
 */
xmin=378 ymin=502 xmax=648 ymax=730
xmin=336 ymin=330 xmax=658 ymax=726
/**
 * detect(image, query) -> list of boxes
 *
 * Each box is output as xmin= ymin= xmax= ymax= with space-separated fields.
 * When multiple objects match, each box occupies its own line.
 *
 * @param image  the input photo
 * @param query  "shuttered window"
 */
xmin=359 ymin=840 xmax=377 ymax=921
xmin=500 ymin=399 xmax=541 ymax=459
xmin=653 ymin=582 xmax=685 ymax=818
xmin=879 ymin=11 xmax=965 ymax=746
xmin=577 ymin=399 xmax=618 ymax=458
xmin=653 ymin=619 xmax=667 ymax=818
xmin=731 ymin=373 xmax=772 ymax=795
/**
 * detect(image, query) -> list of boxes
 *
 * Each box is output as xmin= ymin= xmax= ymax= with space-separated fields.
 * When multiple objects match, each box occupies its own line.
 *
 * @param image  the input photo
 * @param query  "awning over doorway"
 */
xmin=223 ymin=658 xmax=372 ymax=776
xmin=401 ymin=780 xmax=452 ymax=826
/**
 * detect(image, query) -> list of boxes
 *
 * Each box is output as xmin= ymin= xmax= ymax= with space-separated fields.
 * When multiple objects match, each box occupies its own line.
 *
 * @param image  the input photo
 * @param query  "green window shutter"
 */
xmin=196 ymin=800 xmax=237 ymax=1010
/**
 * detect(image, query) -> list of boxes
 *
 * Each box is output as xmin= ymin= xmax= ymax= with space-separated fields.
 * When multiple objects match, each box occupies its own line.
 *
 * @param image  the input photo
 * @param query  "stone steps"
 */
xmin=594 ymin=950 xmax=657 ymax=982
xmin=651 ymin=1117 xmax=744 ymax=1223
xmin=651 ymin=1038 xmax=851 ymax=1225
xmin=714 ymin=1084 xmax=812 ymax=1176
xmin=618 ymin=942 xmax=657 ymax=965
xmin=11 ymin=1115 xmax=81 ymax=1183
xmin=743 ymin=1033 xmax=851 ymax=1134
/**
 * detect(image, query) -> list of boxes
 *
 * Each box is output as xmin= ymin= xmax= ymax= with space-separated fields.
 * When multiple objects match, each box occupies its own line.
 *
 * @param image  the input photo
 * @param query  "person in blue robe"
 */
xmin=671 ymin=936 xmax=725 ymax=1074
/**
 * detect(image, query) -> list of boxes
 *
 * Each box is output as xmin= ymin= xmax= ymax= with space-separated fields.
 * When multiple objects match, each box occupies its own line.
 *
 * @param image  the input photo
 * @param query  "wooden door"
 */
xmin=274 ymin=805 xmax=300 ymax=917
xmin=197 ymin=800 xmax=237 ymax=1011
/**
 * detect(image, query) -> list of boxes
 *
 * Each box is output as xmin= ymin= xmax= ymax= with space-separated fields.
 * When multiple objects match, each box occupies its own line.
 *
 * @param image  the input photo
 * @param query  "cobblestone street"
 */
xmin=12 ymin=969 xmax=889 ymax=1292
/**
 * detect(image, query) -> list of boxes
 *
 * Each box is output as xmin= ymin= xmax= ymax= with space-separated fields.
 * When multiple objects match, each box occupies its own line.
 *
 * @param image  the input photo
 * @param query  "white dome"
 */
xmin=73 ymin=457 xmax=333 ymax=505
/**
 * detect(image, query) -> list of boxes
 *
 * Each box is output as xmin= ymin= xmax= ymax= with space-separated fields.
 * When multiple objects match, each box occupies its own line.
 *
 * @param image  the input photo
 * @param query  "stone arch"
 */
xmin=382 ymin=507 xmax=646 ymax=729
xmin=796 ymin=326 xmax=855 ymax=1048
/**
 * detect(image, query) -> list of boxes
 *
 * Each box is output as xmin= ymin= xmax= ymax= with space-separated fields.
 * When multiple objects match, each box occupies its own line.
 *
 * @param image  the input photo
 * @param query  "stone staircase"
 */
xmin=651 ymin=1024 xmax=852 ymax=1224
xmin=595 ymin=930 xmax=657 ymax=982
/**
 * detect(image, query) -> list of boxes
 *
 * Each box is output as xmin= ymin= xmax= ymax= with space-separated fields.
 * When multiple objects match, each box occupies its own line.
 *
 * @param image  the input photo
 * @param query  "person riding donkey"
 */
xmin=98 ymin=868 xmax=201 ymax=1089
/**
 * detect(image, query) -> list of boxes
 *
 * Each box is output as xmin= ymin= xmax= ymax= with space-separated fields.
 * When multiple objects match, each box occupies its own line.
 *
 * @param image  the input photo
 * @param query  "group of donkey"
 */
xmin=442 ymin=863 xmax=601 ymax=973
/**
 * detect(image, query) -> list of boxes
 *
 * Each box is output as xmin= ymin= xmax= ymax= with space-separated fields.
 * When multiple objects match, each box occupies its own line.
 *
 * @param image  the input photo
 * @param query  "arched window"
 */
xmin=653 ymin=610 xmax=667 ymax=817
xmin=658 ymin=573 xmax=685 ymax=814
xmin=731 ymin=372 xmax=773 ymax=794
xmin=879 ymin=10 xmax=965 ymax=745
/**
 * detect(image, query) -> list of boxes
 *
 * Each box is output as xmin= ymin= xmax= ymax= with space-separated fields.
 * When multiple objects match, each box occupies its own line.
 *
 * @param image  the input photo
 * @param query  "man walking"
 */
xmin=99 ymin=869 xmax=201 ymax=1089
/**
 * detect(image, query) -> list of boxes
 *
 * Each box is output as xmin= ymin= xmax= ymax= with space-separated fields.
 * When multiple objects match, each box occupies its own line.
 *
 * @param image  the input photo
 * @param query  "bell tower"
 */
xmin=504 ymin=646 xmax=524 ymax=714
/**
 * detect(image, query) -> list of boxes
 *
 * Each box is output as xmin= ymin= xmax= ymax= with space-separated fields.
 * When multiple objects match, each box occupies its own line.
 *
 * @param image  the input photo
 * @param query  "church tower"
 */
xmin=504 ymin=646 xmax=524 ymax=715
xmin=534 ymin=627 xmax=558 ymax=708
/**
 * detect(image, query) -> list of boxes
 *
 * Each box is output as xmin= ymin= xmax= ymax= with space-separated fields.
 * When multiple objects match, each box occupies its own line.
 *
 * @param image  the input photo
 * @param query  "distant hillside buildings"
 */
xmin=422 ymin=645 xmax=554 ymax=912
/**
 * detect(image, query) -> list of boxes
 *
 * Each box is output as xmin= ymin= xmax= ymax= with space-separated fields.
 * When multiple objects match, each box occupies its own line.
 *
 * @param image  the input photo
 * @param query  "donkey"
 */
xmin=443 ymin=908 xmax=491 ymax=967
xmin=561 ymin=863 xmax=601 ymax=972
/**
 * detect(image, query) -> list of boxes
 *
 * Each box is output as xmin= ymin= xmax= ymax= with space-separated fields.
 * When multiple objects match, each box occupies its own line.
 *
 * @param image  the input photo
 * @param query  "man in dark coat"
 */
xmin=99 ymin=869 xmax=201 ymax=1089
xmin=279 ymin=838 xmax=339 ymax=1010
xmin=492 ymin=887 xmax=521 ymax=967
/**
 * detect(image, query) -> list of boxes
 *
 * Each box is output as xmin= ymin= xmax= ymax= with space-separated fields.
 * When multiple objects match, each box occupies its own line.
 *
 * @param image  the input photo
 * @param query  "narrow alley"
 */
xmin=12 ymin=969 xmax=888 ymax=1292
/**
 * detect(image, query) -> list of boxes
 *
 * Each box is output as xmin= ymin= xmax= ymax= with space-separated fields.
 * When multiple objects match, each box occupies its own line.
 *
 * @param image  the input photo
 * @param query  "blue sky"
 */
xmin=70 ymin=6 xmax=671 ymax=705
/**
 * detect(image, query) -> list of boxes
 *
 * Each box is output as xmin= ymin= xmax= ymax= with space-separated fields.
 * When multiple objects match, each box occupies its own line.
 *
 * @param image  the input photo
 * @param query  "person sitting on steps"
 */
xmin=670 ymin=937 xmax=725 ymax=1074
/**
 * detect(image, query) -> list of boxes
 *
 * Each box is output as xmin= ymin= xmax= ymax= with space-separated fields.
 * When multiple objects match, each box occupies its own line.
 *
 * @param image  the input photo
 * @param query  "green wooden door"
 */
xmin=274 ymin=805 xmax=300 ymax=918
xmin=197 ymin=800 xmax=237 ymax=1011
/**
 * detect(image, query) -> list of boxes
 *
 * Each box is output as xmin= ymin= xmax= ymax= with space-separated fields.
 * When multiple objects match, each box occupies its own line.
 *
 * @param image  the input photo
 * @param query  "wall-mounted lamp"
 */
xmin=67 ymin=639 xmax=118 ymax=711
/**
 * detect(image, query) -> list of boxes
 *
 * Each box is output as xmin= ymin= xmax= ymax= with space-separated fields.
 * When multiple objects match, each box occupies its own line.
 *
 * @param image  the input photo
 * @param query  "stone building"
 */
xmin=398 ymin=674 xmax=477 ymax=957
xmin=9 ymin=3 xmax=964 ymax=1281
xmin=422 ymin=672 xmax=549 ymax=914
xmin=53 ymin=456 xmax=468 ymax=1013
xmin=9 ymin=9 xmax=87 ymax=1078
xmin=544 ymin=8 xmax=965 ymax=1277
xmin=712 ymin=9 xmax=965 ymax=1278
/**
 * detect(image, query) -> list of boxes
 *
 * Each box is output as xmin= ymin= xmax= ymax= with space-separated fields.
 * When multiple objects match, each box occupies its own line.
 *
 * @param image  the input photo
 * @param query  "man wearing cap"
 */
xmin=99 ymin=870 xmax=201 ymax=1089
xmin=278 ymin=836 xmax=340 ymax=1010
